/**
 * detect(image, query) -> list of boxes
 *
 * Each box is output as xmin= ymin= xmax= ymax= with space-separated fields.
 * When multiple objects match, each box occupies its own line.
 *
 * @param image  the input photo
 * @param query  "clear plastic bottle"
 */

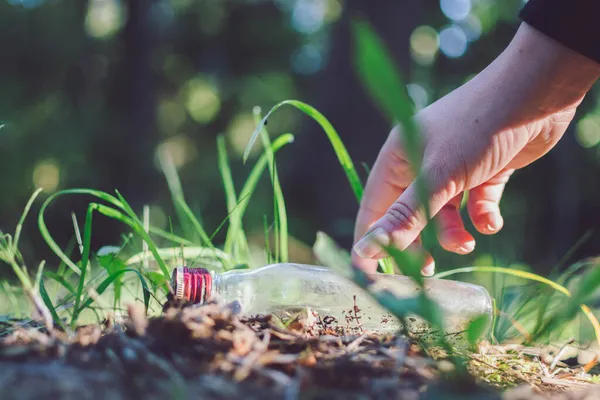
xmin=171 ymin=263 xmax=493 ymax=337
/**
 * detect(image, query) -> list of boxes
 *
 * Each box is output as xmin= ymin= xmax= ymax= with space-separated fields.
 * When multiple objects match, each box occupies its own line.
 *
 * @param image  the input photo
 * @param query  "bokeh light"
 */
xmin=576 ymin=116 xmax=600 ymax=148
xmin=157 ymin=98 xmax=187 ymax=135
xmin=323 ymin=0 xmax=342 ymax=24
xmin=156 ymin=135 xmax=198 ymax=169
xmin=291 ymin=0 xmax=326 ymax=34
xmin=33 ymin=159 xmax=60 ymax=193
xmin=440 ymin=0 xmax=471 ymax=21
xmin=439 ymin=25 xmax=468 ymax=58
xmin=182 ymin=77 xmax=221 ymax=124
xmin=226 ymin=113 xmax=259 ymax=158
xmin=410 ymin=26 xmax=439 ymax=66
xmin=84 ymin=0 xmax=127 ymax=40
xmin=292 ymin=44 xmax=323 ymax=75
xmin=459 ymin=14 xmax=482 ymax=42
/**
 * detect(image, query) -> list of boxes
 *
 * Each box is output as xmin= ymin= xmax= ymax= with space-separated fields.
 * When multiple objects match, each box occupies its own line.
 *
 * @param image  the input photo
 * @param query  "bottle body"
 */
xmin=212 ymin=263 xmax=493 ymax=336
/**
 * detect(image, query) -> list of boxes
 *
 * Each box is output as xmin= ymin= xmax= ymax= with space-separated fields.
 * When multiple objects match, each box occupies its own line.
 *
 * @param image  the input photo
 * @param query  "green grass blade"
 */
xmin=13 ymin=188 xmax=43 ymax=254
xmin=351 ymin=17 xmax=436 ymax=254
xmin=243 ymin=100 xmax=363 ymax=202
xmin=78 ymin=268 xmax=151 ymax=313
xmin=45 ymin=271 xmax=76 ymax=294
xmin=351 ymin=17 xmax=416 ymax=133
xmin=222 ymin=133 xmax=294 ymax=263
xmin=38 ymin=189 xmax=124 ymax=275
xmin=39 ymin=278 xmax=64 ymax=330
xmin=148 ymin=227 xmax=194 ymax=246
xmin=125 ymin=246 xmax=231 ymax=267
xmin=72 ymin=204 xmax=95 ymax=323
xmin=157 ymin=149 xmax=213 ymax=246
xmin=217 ymin=135 xmax=250 ymax=261
xmin=34 ymin=260 xmax=46 ymax=292
xmin=105 ymin=195 xmax=171 ymax=279
xmin=253 ymin=107 xmax=288 ymax=263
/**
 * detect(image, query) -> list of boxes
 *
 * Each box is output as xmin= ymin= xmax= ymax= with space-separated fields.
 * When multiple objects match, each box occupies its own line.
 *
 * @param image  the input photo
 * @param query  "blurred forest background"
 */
xmin=2 ymin=0 xmax=600 ymax=279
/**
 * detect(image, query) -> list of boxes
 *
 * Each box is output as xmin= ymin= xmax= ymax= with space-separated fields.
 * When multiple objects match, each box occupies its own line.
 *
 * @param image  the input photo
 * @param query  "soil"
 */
xmin=0 ymin=297 xmax=599 ymax=400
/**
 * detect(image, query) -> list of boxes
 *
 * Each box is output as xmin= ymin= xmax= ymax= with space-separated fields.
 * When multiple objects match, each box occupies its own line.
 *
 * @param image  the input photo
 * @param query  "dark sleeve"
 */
xmin=519 ymin=0 xmax=600 ymax=64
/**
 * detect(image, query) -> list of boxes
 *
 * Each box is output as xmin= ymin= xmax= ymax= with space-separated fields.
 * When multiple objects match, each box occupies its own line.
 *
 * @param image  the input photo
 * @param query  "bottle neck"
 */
xmin=171 ymin=266 xmax=215 ymax=304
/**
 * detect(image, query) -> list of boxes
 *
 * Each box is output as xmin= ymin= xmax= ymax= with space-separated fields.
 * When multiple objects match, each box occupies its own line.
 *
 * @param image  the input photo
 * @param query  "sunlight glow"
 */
xmin=84 ymin=0 xmax=126 ymax=40
xmin=576 ymin=117 xmax=600 ymax=148
xmin=158 ymin=98 xmax=187 ymax=135
xmin=439 ymin=25 xmax=468 ymax=58
xmin=226 ymin=113 xmax=259 ymax=158
xmin=291 ymin=0 xmax=326 ymax=34
xmin=156 ymin=135 xmax=197 ymax=169
xmin=183 ymin=77 xmax=221 ymax=124
xmin=410 ymin=26 xmax=439 ymax=66
xmin=33 ymin=159 xmax=60 ymax=193
xmin=440 ymin=0 xmax=471 ymax=21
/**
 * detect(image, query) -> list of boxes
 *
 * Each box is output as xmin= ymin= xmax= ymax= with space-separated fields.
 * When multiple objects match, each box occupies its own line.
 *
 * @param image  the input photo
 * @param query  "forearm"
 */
xmin=441 ymin=22 xmax=600 ymax=131
xmin=497 ymin=22 xmax=600 ymax=116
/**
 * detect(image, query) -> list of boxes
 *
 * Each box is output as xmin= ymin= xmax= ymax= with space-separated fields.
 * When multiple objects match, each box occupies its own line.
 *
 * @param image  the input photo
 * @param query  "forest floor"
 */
xmin=1 ymin=298 xmax=599 ymax=400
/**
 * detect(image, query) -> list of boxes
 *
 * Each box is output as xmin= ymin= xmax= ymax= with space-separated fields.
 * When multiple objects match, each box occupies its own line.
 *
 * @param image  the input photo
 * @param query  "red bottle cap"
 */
xmin=171 ymin=266 xmax=212 ymax=303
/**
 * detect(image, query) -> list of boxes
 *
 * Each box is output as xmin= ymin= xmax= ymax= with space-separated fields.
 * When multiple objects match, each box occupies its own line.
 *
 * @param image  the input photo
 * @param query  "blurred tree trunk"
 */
xmin=279 ymin=0 xmax=424 ymax=251
xmin=118 ymin=0 xmax=159 ymax=204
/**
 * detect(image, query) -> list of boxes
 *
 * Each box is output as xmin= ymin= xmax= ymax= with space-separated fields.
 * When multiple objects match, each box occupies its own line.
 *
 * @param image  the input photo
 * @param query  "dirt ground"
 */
xmin=1 ymin=298 xmax=599 ymax=400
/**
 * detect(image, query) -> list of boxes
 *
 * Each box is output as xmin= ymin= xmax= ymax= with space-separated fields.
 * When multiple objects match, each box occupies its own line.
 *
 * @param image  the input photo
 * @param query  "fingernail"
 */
xmin=354 ymin=228 xmax=389 ymax=258
xmin=457 ymin=240 xmax=475 ymax=254
xmin=422 ymin=261 xmax=435 ymax=277
xmin=486 ymin=214 xmax=503 ymax=232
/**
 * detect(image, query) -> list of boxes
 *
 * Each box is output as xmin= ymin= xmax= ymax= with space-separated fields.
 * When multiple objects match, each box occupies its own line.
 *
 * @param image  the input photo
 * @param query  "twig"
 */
xmin=346 ymin=333 xmax=368 ymax=352
xmin=549 ymin=338 xmax=575 ymax=373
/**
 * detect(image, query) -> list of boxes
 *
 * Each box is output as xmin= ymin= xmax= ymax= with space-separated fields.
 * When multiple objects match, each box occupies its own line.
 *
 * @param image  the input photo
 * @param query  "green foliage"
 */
xmin=467 ymin=314 xmax=490 ymax=347
xmin=244 ymin=100 xmax=363 ymax=202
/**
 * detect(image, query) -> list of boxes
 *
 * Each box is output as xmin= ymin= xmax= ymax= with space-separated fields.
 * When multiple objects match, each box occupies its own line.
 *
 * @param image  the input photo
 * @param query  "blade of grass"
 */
xmin=38 ymin=189 xmax=125 ymax=275
xmin=157 ymin=149 xmax=213 ymax=246
xmin=352 ymin=17 xmax=435 ymax=267
xmin=244 ymin=100 xmax=363 ymax=201
xmin=125 ymin=246 xmax=231 ymax=266
xmin=253 ymin=107 xmax=288 ymax=263
xmin=223 ymin=133 xmax=294 ymax=263
xmin=149 ymin=227 xmax=194 ymax=246
xmin=45 ymin=271 xmax=76 ymax=294
xmin=39 ymin=278 xmax=64 ymax=330
xmin=217 ymin=135 xmax=250 ymax=261
xmin=78 ymin=268 xmax=150 ymax=313
xmin=13 ymin=188 xmax=43 ymax=254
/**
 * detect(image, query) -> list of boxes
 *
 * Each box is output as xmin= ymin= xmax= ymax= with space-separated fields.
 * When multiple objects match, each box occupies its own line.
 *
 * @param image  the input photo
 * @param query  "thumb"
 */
xmin=353 ymin=168 xmax=455 ymax=260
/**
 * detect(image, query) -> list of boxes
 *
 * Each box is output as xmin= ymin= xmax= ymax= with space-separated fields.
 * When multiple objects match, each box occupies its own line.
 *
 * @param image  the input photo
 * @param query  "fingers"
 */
xmin=467 ymin=169 xmax=513 ymax=234
xmin=436 ymin=194 xmax=476 ymax=254
xmin=353 ymin=162 xmax=460 ymax=264
xmin=352 ymin=131 xmax=416 ymax=273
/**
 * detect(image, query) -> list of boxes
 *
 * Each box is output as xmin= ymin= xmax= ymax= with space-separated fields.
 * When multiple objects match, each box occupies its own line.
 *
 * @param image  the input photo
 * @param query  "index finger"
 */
xmin=352 ymin=131 xmax=415 ymax=272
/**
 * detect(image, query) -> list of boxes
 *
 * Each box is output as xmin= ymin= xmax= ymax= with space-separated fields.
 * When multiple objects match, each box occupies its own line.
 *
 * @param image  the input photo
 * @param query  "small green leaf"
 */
xmin=385 ymin=245 xmax=424 ymax=286
xmin=467 ymin=314 xmax=490 ymax=346
xmin=39 ymin=278 xmax=65 ymax=330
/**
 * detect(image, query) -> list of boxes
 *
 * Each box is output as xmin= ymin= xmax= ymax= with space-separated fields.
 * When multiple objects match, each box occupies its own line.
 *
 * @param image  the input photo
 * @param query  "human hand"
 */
xmin=352 ymin=23 xmax=600 ymax=275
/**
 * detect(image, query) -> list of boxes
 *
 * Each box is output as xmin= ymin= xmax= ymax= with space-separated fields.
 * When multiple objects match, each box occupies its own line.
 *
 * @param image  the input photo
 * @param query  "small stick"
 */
xmin=352 ymin=295 xmax=364 ymax=333
xmin=549 ymin=338 xmax=575 ymax=373
xmin=346 ymin=333 xmax=368 ymax=352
